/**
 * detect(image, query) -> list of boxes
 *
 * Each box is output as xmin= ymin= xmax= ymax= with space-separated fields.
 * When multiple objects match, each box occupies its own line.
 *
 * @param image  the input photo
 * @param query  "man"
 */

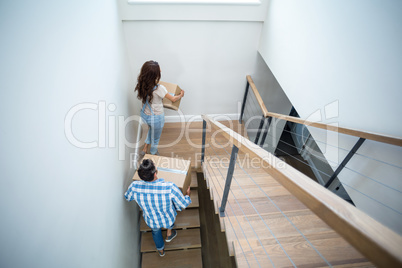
xmin=124 ymin=159 xmax=191 ymax=257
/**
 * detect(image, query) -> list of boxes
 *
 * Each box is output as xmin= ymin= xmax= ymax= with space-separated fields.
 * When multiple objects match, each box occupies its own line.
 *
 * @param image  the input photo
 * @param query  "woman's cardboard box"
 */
xmin=159 ymin=81 xmax=182 ymax=111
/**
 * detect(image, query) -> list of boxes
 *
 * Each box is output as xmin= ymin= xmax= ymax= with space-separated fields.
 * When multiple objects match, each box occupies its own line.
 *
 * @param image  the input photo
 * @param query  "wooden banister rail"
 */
xmin=266 ymin=111 xmax=402 ymax=147
xmin=246 ymin=75 xmax=269 ymax=117
xmin=246 ymin=75 xmax=402 ymax=147
xmin=202 ymin=114 xmax=402 ymax=268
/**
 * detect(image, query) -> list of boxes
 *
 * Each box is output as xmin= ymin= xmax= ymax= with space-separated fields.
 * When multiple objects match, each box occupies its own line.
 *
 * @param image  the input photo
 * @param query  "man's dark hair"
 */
xmin=138 ymin=159 xmax=156 ymax=182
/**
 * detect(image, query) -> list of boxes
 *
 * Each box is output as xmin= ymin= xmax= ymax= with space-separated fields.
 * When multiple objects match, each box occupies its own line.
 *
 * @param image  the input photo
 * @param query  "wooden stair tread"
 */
xmin=232 ymin=238 xmax=371 ymax=268
xmin=141 ymin=228 xmax=201 ymax=252
xmin=188 ymin=189 xmax=199 ymax=208
xmin=190 ymin=171 xmax=198 ymax=188
xmin=142 ymin=248 xmax=202 ymax=268
xmin=140 ymin=208 xmax=200 ymax=231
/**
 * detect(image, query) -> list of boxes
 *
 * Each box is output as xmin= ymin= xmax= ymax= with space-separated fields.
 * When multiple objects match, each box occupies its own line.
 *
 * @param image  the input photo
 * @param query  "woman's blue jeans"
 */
xmin=151 ymin=225 xmax=174 ymax=251
xmin=141 ymin=112 xmax=165 ymax=155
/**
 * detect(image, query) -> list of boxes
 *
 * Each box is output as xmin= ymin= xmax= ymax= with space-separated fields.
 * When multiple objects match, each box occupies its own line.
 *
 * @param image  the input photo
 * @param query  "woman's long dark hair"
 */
xmin=135 ymin=61 xmax=161 ymax=104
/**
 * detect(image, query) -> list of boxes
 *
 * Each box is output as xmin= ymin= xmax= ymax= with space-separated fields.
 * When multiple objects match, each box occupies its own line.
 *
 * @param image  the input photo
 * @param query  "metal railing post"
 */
xmin=254 ymin=115 xmax=265 ymax=144
xmin=219 ymin=145 xmax=239 ymax=217
xmin=259 ymin=116 xmax=272 ymax=146
xmin=239 ymin=81 xmax=250 ymax=124
xmin=201 ymin=119 xmax=207 ymax=164
xmin=324 ymin=137 xmax=366 ymax=188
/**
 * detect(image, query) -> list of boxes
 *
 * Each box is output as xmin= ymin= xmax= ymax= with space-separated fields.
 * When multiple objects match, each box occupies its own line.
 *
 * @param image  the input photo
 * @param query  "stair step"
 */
xmin=188 ymin=189 xmax=199 ymax=208
xmin=141 ymin=228 xmax=201 ymax=252
xmin=142 ymin=248 xmax=202 ymax=268
xmin=190 ymin=171 xmax=198 ymax=188
xmin=140 ymin=208 xmax=200 ymax=231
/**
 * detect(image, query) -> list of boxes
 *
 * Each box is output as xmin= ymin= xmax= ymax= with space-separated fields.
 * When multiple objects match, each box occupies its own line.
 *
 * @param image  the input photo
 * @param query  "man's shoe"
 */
xmin=165 ymin=230 xmax=177 ymax=242
xmin=158 ymin=249 xmax=165 ymax=257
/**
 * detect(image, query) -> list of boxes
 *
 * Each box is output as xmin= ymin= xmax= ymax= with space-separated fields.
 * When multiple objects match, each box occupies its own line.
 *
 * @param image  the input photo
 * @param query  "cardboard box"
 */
xmin=160 ymin=81 xmax=182 ymax=111
xmin=133 ymin=154 xmax=192 ymax=195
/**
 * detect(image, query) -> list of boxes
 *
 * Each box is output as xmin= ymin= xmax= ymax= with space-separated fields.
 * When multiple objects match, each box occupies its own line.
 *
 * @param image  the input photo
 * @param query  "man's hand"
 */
xmin=186 ymin=186 xmax=191 ymax=196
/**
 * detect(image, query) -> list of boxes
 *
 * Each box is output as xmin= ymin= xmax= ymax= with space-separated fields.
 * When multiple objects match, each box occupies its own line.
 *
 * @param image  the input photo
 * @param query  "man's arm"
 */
xmin=186 ymin=186 xmax=191 ymax=196
xmin=171 ymin=184 xmax=191 ymax=211
xmin=124 ymin=183 xmax=135 ymax=201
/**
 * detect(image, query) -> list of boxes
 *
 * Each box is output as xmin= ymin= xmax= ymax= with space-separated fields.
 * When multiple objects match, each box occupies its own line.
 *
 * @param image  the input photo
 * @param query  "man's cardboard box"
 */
xmin=160 ymin=81 xmax=182 ymax=111
xmin=133 ymin=154 xmax=192 ymax=195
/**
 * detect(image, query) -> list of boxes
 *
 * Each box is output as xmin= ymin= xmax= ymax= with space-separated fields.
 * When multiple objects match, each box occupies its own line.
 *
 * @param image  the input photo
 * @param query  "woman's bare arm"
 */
xmin=164 ymin=90 xmax=184 ymax=103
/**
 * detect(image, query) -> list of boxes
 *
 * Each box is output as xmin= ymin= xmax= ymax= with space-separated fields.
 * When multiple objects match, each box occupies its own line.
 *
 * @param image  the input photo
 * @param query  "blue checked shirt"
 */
xmin=124 ymin=178 xmax=191 ymax=229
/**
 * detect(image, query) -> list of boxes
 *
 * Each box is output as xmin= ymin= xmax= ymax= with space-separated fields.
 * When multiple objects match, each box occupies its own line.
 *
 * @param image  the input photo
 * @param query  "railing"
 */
xmin=241 ymin=75 xmax=401 ymax=147
xmin=201 ymin=114 xmax=402 ymax=267
xmin=239 ymin=75 xmax=271 ymax=145
xmin=261 ymin=110 xmax=402 ymax=146
xmin=240 ymin=75 xmax=402 ymax=221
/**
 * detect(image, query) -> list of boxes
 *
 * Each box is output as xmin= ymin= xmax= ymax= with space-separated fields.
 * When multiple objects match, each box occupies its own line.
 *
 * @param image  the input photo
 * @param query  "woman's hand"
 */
xmin=165 ymin=89 xmax=185 ymax=103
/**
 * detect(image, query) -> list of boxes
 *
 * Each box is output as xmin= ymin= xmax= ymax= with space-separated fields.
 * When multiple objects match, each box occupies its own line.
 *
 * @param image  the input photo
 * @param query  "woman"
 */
xmin=135 ymin=60 xmax=184 ymax=155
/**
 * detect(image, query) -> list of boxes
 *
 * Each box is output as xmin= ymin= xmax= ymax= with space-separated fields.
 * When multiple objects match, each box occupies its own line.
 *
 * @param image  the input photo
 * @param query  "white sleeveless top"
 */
xmin=143 ymin=85 xmax=168 ymax=115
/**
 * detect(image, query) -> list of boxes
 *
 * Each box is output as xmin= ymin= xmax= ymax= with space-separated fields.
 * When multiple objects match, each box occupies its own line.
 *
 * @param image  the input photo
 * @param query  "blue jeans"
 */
xmin=141 ymin=112 xmax=165 ymax=155
xmin=151 ymin=224 xmax=174 ymax=251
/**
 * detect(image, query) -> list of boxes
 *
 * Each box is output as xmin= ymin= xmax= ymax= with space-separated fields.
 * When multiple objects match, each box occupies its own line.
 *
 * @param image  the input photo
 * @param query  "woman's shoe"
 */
xmin=158 ymin=249 xmax=165 ymax=257
xmin=140 ymin=151 xmax=146 ymax=157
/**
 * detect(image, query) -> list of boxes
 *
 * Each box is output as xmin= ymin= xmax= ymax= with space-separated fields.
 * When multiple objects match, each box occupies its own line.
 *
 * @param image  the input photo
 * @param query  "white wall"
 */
xmin=123 ymin=20 xmax=263 ymax=117
xmin=258 ymin=0 xmax=402 ymax=234
xmin=0 ymin=1 xmax=141 ymax=267
xmin=259 ymin=0 xmax=402 ymax=136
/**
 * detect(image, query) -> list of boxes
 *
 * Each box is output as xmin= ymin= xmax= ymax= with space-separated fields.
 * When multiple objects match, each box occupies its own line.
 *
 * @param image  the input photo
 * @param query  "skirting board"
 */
xmin=164 ymin=113 xmax=240 ymax=123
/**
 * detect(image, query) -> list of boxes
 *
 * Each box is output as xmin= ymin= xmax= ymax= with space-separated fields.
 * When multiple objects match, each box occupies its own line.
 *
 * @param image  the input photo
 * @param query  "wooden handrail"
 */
xmin=246 ymin=75 xmax=402 ymax=147
xmin=246 ymin=75 xmax=269 ymax=117
xmin=266 ymin=111 xmax=402 ymax=147
xmin=202 ymin=114 xmax=402 ymax=268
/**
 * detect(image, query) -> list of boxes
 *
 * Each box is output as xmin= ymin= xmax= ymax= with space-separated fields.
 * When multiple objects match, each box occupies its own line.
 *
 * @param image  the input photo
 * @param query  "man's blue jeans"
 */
xmin=151 ymin=224 xmax=174 ymax=251
xmin=141 ymin=112 xmax=165 ymax=155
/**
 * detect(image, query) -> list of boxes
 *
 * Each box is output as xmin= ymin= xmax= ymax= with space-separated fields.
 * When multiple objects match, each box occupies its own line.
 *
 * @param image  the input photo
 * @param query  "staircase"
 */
xmin=140 ymin=171 xmax=203 ymax=267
